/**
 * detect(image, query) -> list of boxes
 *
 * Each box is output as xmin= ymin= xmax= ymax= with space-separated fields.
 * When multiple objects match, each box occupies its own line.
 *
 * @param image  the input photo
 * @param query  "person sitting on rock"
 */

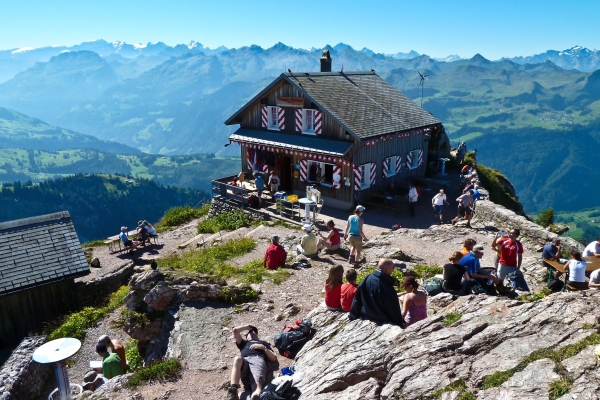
xmin=443 ymin=251 xmax=470 ymax=295
xmin=119 ymin=226 xmax=137 ymax=250
xmin=341 ymin=269 xmax=358 ymax=312
xmin=583 ymin=237 xmax=600 ymax=258
xmin=398 ymin=276 xmax=428 ymax=327
xmin=349 ymin=258 xmax=406 ymax=328
xmin=565 ymin=251 xmax=589 ymax=290
xmin=460 ymin=245 xmax=499 ymax=295
xmin=542 ymin=239 xmax=562 ymax=261
xmin=97 ymin=335 xmax=127 ymax=373
xmin=296 ymin=224 xmax=318 ymax=260
xmin=324 ymin=264 xmax=344 ymax=312
xmin=317 ymin=220 xmax=341 ymax=253
xmin=263 ymin=235 xmax=287 ymax=270
xmin=227 ymin=325 xmax=278 ymax=400
xmin=589 ymin=268 xmax=600 ymax=289
xmin=84 ymin=342 xmax=124 ymax=391
xmin=461 ymin=239 xmax=477 ymax=256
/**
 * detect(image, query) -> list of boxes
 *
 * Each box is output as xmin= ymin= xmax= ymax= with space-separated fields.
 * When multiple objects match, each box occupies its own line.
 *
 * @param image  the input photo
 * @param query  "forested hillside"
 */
xmin=0 ymin=174 xmax=208 ymax=242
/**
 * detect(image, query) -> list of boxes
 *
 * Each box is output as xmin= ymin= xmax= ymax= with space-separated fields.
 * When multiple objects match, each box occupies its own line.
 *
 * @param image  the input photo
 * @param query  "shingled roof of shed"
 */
xmin=0 ymin=211 xmax=89 ymax=296
xmin=225 ymin=71 xmax=441 ymax=140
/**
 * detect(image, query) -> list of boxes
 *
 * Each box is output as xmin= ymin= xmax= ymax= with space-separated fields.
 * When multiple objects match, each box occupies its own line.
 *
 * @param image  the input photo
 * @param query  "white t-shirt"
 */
xmin=568 ymin=260 xmax=587 ymax=283
xmin=589 ymin=269 xmax=600 ymax=285
xmin=583 ymin=241 xmax=600 ymax=257
xmin=432 ymin=193 xmax=446 ymax=206
xmin=408 ymin=187 xmax=418 ymax=202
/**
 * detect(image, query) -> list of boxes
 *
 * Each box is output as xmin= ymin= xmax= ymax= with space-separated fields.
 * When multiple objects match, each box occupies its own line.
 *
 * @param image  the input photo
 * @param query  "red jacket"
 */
xmin=264 ymin=243 xmax=287 ymax=270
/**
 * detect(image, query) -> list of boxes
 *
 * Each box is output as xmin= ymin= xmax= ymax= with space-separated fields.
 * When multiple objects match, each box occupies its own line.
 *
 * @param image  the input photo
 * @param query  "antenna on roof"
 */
xmin=287 ymin=68 xmax=302 ymax=87
xmin=417 ymin=71 xmax=429 ymax=107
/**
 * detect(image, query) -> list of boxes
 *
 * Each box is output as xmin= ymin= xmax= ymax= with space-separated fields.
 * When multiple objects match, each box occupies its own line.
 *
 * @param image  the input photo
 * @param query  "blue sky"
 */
xmin=1 ymin=0 xmax=599 ymax=59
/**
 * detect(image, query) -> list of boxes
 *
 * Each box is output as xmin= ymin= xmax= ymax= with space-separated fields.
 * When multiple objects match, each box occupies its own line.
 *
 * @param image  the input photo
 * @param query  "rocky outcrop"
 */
xmin=474 ymin=199 xmax=583 ymax=254
xmin=293 ymin=291 xmax=600 ymax=399
xmin=0 ymin=336 xmax=49 ymax=400
xmin=76 ymin=261 xmax=135 ymax=307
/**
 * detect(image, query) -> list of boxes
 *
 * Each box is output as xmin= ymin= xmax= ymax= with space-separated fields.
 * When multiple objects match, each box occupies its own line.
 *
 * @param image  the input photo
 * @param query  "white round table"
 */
xmin=33 ymin=338 xmax=81 ymax=400
xmin=298 ymin=197 xmax=315 ymax=222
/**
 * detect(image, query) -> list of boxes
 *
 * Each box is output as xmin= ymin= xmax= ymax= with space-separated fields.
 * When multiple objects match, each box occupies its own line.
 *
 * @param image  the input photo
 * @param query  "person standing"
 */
xmin=253 ymin=172 xmax=265 ymax=206
xmin=349 ymin=259 xmax=405 ymax=328
xmin=344 ymin=205 xmax=368 ymax=265
xmin=267 ymin=171 xmax=280 ymax=197
xmin=431 ymin=189 xmax=449 ymax=224
xmin=408 ymin=183 xmax=418 ymax=217
xmin=491 ymin=229 xmax=524 ymax=292
xmin=452 ymin=191 xmax=473 ymax=228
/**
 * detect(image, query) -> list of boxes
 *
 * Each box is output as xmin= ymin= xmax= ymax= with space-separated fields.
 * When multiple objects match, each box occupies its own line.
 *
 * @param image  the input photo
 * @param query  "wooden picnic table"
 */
xmin=543 ymin=257 xmax=600 ymax=274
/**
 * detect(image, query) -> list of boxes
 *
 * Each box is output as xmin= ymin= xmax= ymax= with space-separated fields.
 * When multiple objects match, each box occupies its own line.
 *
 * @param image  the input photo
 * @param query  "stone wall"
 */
xmin=75 ymin=261 xmax=135 ymax=307
xmin=0 ymin=336 xmax=49 ymax=400
xmin=208 ymin=198 xmax=265 ymax=222
xmin=474 ymin=199 xmax=583 ymax=253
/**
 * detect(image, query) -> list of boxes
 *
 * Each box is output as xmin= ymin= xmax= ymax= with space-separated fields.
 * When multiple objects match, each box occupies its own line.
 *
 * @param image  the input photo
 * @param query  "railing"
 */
xmin=211 ymin=176 xmax=251 ymax=208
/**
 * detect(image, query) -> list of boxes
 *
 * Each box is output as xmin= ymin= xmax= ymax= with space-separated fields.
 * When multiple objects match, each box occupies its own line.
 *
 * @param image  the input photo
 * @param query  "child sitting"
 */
xmin=324 ymin=264 xmax=344 ymax=312
xmin=340 ymin=269 xmax=358 ymax=312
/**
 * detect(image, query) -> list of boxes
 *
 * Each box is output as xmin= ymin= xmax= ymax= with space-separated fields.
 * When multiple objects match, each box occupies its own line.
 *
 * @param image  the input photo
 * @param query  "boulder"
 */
xmin=143 ymin=282 xmax=177 ymax=312
xmin=293 ymin=292 xmax=600 ymax=399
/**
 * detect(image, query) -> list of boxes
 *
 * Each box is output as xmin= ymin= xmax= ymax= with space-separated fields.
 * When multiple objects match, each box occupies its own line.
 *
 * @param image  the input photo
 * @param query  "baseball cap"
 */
xmin=473 ymin=245 xmax=485 ymax=252
xmin=355 ymin=205 xmax=366 ymax=212
xmin=121 ymin=226 xmax=127 ymax=231
xmin=97 ymin=335 xmax=110 ymax=346
xmin=302 ymin=224 xmax=312 ymax=232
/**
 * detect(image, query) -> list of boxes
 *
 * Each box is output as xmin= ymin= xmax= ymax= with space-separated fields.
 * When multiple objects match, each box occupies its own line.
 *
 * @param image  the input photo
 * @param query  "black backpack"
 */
xmin=260 ymin=380 xmax=301 ymax=400
xmin=424 ymin=277 xmax=444 ymax=296
xmin=273 ymin=318 xmax=314 ymax=358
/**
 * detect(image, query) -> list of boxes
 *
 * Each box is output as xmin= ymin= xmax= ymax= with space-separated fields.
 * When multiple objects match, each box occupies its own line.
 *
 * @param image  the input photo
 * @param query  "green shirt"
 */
xmin=103 ymin=352 xmax=124 ymax=379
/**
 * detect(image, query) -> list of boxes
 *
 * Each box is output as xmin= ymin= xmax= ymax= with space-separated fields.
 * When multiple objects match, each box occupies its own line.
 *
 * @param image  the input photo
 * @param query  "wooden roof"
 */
xmin=225 ymin=71 xmax=441 ymax=140
xmin=0 ymin=211 xmax=89 ymax=296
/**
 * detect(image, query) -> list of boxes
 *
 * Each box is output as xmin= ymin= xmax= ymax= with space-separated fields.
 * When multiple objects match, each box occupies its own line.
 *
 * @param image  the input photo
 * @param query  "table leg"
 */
xmin=53 ymin=360 xmax=71 ymax=400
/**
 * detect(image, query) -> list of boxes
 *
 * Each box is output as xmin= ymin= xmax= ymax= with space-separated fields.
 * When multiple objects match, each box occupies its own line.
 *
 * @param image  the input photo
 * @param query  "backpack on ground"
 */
xmin=260 ymin=379 xmax=301 ymax=400
xmin=274 ymin=318 xmax=314 ymax=358
xmin=424 ymin=277 xmax=444 ymax=296
xmin=248 ymin=194 xmax=260 ymax=208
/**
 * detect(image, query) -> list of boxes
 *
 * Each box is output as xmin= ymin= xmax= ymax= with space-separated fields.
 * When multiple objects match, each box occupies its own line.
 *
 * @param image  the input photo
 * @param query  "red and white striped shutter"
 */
xmin=277 ymin=107 xmax=285 ymax=130
xmin=406 ymin=152 xmax=412 ymax=169
xmin=332 ymin=165 xmax=341 ymax=189
xmin=370 ymin=163 xmax=376 ymax=186
xmin=314 ymin=110 xmax=322 ymax=134
xmin=261 ymin=106 xmax=268 ymax=128
xmin=295 ymin=109 xmax=303 ymax=132
xmin=382 ymin=158 xmax=390 ymax=178
xmin=395 ymin=155 xmax=402 ymax=174
xmin=353 ymin=166 xmax=362 ymax=191
xmin=418 ymin=149 xmax=424 ymax=166
xmin=247 ymin=149 xmax=254 ymax=170
xmin=299 ymin=159 xmax=307 ymax=181
xmin=262 ymin=164 xmax=269 ymax=173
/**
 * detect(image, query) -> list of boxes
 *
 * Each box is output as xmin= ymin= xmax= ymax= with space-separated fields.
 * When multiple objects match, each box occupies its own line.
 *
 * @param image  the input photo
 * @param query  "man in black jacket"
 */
xmin=349 ymin=258 xmax=406 ymax=328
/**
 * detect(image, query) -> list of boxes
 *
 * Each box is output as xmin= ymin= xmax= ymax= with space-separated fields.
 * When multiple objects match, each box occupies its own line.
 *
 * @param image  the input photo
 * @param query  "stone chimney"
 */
xmin=320 ymin=49 xmax=332 ymax=72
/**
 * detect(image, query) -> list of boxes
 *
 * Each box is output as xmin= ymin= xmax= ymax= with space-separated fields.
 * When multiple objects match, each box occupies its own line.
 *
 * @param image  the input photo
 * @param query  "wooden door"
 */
xmin=278 ymin=155 xmax=292 ymax=192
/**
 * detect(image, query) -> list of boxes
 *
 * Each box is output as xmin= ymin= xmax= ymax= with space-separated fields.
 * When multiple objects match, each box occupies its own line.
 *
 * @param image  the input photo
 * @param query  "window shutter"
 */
xmin=332 ymin=165 xmax=341 ymax=189
xmin=247 ymin=148 xmax=255 ymax=170
xmin=406 ymin=152 xmax=412 ymax=170
xmin=370 ymin=163 xmax=376 ymax=186
xmin=295 ymin=109 xmax=303 ymax=132
xmin=277 ymin=107 xmax=285 ymax=130
xmin=261 ymin=106 xmax=268 ymax=129
xmin=353 ymin=166 xmax=361 ymax=191
xmin=418 ymin=149 xmax=424 ymax=166
xmin=262 ymin=164 xmax=269 ymax=173
xmin=299 ymin=159 xmax=307 ymax=181
xmin=382 ymin=158 xmax=390 ymax=178
xmin=314 ymin=110 xmax=322 ymax=134
xmin=395 ymin=155 xmax=402 ymax=174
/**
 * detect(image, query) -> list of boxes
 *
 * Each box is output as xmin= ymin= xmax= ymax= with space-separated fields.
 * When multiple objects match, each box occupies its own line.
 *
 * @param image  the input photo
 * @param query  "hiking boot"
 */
xmin=226 ymin=385 xmax=240 ymax=400
xmin=466 ymin=223 xmax=472 ymax=228
xmin=348 ymin=255 xmax=355 ymax=264
xmin=251 ymin=394 xmax=260 ymax=400
xmin=452 ymin=219 xmax=456 ymax=226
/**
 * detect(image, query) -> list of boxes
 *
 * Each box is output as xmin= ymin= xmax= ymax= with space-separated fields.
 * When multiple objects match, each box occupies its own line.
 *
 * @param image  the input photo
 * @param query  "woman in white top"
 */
xmin=431 ymin=189 xmax=449 ymax=224
xmin=565 ymin=251 xmax=588 ymax=289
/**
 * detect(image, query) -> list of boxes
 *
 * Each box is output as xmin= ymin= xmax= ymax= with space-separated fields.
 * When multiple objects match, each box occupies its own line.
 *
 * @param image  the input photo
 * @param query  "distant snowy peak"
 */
xmin=434 ymin=55 xmax=463 ymax=62
xmin=504 ymin=46 xmax=600 ymax=72
xmin=389 ymin=50 xmax=421 ymax=60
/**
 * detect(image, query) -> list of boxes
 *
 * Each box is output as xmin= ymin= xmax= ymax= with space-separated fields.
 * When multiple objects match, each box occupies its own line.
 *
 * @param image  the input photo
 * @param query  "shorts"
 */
xmin=433 ymin=205 xmax=444 ymax=215
xmin=348 ymin=235 xmax=363 ymax=252
xmin=241 ymin=356 xmax=267 ymax=389
xmin=318 ymin=238 xmax=340 ymax=251
xmin=124 ymin=239 xmax=133 ymax=247
xmin=497 ymin=264 xmax=517 ymax=280
xmin=270 ymin=184 xmax=279 ymax=193
xmin=257 ymin=189 xmax=263 ymax=197
xmin=458 ymin=205 xmax=472 ymax=216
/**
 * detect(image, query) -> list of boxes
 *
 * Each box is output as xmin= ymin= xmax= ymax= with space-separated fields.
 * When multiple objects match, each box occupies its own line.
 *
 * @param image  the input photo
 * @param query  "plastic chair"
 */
xmin=311 ymin=199 xmax=324 ymax=223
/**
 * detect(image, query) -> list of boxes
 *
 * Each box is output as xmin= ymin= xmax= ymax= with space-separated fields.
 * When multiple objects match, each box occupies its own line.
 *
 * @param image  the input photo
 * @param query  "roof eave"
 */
xmin=0 ymin=269 xmax=89 ymax=297
xmin=224 ymin=74 xmax=288 ymax=126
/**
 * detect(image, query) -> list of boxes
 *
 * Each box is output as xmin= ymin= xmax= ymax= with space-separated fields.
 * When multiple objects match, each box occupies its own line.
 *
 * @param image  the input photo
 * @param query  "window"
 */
xmin=305 ymin=110 xmax=316 ymax=132
xmin=297 ymin=109 xmax=319 ymax=135
xmin=408 ymin=149 xmax=419 ymax=170
xmin=385 ymin=156 xmax=397 ymax=177
xmin=307 ymin=160 xmax=335 ymax=186
xmin=359 ymin=163 xmax=371 ymax=189
xmin=268 ymin=106 xmax=278 ymax=130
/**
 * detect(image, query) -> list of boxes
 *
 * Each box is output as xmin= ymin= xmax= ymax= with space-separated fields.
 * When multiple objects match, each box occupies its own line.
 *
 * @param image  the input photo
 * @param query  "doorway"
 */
xmin=277 ymin=155 xmax=292 ymax=192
